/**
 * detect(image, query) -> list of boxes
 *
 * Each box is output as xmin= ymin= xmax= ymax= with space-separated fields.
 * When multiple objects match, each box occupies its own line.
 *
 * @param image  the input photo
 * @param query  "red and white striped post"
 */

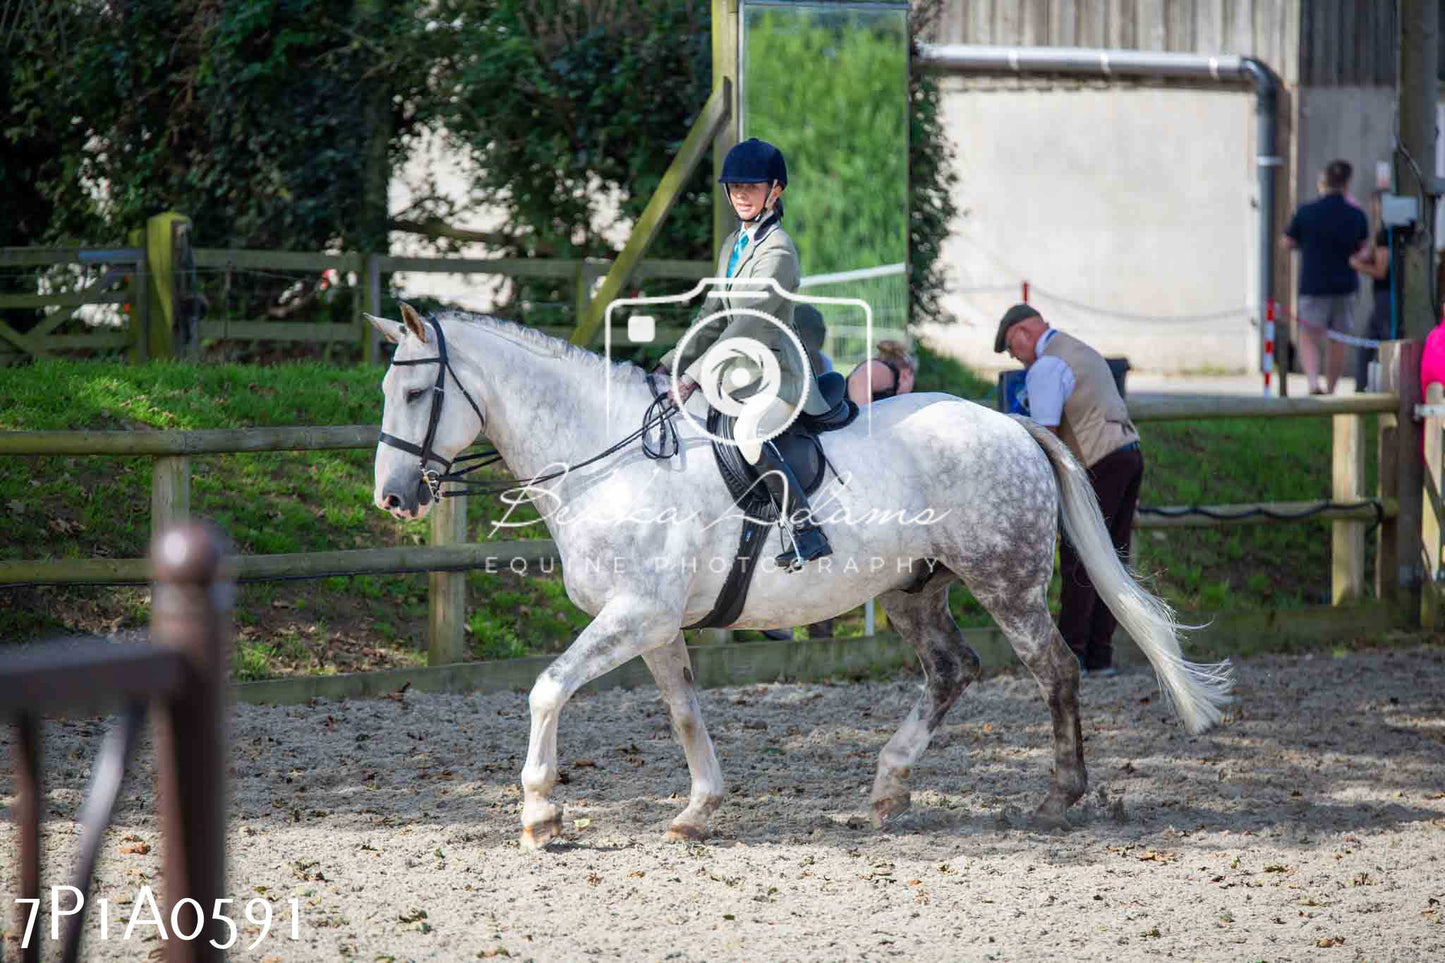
xmin=1262 ymin=298 xmax=1276 ymax=395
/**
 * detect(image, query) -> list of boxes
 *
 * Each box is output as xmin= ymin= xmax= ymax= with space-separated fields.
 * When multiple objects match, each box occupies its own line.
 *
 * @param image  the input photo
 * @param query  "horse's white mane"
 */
xmin=433 ymin=309 xmax=644 ymax=386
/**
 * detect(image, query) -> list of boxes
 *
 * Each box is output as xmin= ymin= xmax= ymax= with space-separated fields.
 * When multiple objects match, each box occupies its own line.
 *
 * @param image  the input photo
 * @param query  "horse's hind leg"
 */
xmin=978 ymin=584 xmax=1087 ymax=825
xmin=642 ymin=633 xmax=724 ymax=842
xmin=870 ymin=575 xmax=979 ymax=827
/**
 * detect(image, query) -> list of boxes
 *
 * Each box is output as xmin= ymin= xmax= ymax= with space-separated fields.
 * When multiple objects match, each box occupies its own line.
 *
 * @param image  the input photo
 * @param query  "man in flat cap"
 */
xmin=995 ymin=304 xmax=1143 ymax=677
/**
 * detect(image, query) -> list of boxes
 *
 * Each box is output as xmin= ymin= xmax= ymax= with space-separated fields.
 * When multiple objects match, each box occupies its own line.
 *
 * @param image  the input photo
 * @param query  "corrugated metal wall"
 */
xmin=1299 ymin=1 xmax=1397 ymax=86
xmin=920 ymin=1 xmax=1404 ymax=89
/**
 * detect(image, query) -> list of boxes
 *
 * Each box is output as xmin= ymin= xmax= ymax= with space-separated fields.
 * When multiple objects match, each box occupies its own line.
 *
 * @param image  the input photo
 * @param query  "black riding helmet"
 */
xmin=719 ymin=138 xmax=787 ymax=188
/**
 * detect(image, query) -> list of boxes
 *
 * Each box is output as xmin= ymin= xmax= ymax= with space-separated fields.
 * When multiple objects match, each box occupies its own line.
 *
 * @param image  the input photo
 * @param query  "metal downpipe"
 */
xmin=916 ymin=44 xmax=1282 ymax=389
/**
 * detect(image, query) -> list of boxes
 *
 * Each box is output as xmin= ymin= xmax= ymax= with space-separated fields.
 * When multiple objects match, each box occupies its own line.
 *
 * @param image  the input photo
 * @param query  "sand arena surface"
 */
xmin=4 ymin=645 xmax=1445 ymax=961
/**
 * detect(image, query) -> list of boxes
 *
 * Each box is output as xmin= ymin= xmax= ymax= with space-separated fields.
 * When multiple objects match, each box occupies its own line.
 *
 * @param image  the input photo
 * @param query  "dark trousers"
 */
xmin=1354 ymin=289 xmax=1391 ymax=391
xmin=1058 ymin=445 xmax=1144 ymax=671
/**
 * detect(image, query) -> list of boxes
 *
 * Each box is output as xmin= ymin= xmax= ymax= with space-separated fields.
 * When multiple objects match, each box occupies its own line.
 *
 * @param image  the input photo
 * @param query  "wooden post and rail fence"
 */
xmin=1 ymin=234 xmax=711 ymax=367
xmin=3 ymin=363 xmax=1435 ymax=670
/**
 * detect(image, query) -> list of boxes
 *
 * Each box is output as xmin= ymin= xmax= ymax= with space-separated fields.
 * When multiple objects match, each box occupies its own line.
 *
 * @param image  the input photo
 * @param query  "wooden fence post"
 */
xmin=1422 ymin=382 xmax=1445 ymax=627
xmin=365 ymin=254 xmax=383 ymax=365
xmin=1378 ymin=340 xmax=1426 ymax=622
xmin=429 ymin=495 xmax=467 ymax=665
xmin=151 ymin=456 xmax=191 ymax=542
xmin=130 ymin=241 xmax=151 ymax=364
xmin=1377 ymin=403 xmax=1400 ymax=601
xmin=1332 ymin=412 xmax=1366 ymax=603
xmin=126 ymin=212 xmax=190 ymax=361
xmin=574 ymin=261 xmax=591 ymax=330
xmin=149 ymin=523 xmax=230 ymax=962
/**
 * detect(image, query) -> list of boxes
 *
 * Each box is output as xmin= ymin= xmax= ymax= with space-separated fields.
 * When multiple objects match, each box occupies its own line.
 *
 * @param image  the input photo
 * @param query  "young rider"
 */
xmin=659 ymin=137 xmax=833 ymax=570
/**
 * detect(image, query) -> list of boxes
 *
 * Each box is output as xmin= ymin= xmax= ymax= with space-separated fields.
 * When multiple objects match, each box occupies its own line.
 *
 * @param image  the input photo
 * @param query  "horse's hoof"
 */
xmin=1030 ymin=807 xmax=1070 ymax=831
xmin=520 ymin=814 xmax=563 ymax=851
xmin=1032 ymin=792 xmax=1077 ymax=829
xmin=870 ymin=792 xmax=911 ymax=828
xmin=664 ymin=822 xmax=709 ymax=843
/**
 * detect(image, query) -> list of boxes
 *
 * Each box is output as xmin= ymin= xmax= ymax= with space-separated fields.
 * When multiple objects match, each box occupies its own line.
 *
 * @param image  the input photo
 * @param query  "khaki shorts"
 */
xmin=1297 ymin=294 xmax=1356 ymax=334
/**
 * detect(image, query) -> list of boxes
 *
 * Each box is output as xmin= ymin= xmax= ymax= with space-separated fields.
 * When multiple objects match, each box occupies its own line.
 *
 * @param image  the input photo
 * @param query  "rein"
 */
xmin=378 ymin=318 xmax=681 ymax=501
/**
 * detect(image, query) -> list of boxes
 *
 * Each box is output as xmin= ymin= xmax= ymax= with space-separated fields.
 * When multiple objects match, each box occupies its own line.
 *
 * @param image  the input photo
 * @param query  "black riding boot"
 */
xmin=754 ymin=442 xmax=832 ymax=572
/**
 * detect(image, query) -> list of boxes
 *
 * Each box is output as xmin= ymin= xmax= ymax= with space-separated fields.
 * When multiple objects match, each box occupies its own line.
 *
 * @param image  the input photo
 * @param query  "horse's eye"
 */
xmin=405 ymin=388 xmax=427 ymax=403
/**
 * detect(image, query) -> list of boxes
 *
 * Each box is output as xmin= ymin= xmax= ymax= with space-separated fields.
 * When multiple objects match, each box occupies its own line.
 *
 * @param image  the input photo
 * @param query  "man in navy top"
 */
xmin=1283 ymin=159 xmax=1369 ymax=394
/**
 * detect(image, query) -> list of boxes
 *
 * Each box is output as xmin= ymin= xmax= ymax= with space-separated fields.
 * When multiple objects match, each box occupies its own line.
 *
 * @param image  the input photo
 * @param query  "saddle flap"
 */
xmin=706 ymin=409 xmax=827 ymax=505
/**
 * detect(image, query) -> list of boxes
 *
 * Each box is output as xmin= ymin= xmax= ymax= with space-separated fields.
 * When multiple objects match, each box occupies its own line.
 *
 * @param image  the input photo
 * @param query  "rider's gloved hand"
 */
xmin=671 ymin=375 xmax=699 ymax=408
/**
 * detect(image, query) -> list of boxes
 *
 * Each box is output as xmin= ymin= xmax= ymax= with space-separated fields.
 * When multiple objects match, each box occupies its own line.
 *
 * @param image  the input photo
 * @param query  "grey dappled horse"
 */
xmin=368 ymin=306 xmax=1233 ymax=849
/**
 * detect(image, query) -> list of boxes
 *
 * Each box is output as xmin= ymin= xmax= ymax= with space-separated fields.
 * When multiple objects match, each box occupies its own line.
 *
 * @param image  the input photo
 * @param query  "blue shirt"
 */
xmin=1285 ymin=194 xmax=1368 ymax=296
xmin=1023 ymin=329 xmax=1075 ymax=428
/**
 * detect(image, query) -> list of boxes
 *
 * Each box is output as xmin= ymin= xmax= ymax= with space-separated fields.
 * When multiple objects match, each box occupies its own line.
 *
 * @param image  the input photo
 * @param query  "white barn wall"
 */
xmin=920 ymin=80 xmax=1258 ymax=374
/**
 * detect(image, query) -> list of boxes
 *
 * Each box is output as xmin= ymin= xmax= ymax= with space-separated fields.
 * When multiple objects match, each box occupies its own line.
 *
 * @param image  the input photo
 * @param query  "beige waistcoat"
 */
xmin=1038 ymin=330 xmax=1141 ymax=468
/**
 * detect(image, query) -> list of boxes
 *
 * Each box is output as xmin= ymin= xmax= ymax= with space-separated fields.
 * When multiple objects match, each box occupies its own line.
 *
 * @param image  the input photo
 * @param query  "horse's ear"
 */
xmin=365 ymin=313 xmax=406 ymax=344
xmin=399 ymin=302 xmax=429 ymax=343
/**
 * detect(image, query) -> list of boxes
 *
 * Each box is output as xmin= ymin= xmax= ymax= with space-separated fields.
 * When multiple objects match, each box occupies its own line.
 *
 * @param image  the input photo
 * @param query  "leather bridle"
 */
xmin=377 ymin=315 xmax=681 ymax=503
xmin=377 ymin=318 xmax=487 ymax=501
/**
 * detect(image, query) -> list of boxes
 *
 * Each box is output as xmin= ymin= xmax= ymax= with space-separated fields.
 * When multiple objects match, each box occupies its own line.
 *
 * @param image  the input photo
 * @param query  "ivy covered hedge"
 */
xmin=2 ymin=0 xmax=957 ymax=326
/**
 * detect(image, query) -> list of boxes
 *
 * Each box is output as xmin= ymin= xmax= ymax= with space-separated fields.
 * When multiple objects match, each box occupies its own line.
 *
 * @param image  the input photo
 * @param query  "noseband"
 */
xmin=378 ymin=319 xmax=487 ymax=500
xmin=378 ymin=315 xmax=682 ymax=504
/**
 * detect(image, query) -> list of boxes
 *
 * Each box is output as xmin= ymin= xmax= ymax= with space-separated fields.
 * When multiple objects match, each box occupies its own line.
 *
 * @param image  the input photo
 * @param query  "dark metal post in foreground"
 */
xmin=13 ymin=713 xmax=41 ymax=963
xmin=148 ymin=524 xmax=232 ymax=963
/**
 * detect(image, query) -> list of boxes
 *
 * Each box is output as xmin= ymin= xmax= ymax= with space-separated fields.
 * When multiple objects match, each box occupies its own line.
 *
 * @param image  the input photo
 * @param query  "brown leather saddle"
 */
xmin=684 ymin=370 xmax=857 ymax=629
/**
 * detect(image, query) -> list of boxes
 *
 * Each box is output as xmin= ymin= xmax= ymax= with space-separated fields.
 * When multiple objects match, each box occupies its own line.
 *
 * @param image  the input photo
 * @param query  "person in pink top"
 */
xmin=1421 ymin=318 xmax=1445 ymax=400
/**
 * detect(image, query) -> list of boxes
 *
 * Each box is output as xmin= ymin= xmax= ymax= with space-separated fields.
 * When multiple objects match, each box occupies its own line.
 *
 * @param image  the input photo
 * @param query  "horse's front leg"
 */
xmin=520 ymin=597 xmax=678 ymax=850
xmin=642 ymin=633 xmax=724 ymax=842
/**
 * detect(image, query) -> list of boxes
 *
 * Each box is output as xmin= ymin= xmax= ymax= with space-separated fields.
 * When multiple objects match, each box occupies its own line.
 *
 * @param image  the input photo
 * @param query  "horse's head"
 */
xmin=369 ymin=304 xmax=485 ymax=520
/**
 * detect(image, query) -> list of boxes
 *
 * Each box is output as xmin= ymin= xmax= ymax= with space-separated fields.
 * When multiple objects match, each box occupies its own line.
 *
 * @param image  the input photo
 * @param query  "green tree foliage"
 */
xmin=3 ymin=0 xmax=957 ymax=327
xmin=1 ymin=0 xmax=420 ymax=251
xmin=416 ymin=0 xmax=714 ymax=262
xmin=743 ymin=7 xmax=909 ymax=275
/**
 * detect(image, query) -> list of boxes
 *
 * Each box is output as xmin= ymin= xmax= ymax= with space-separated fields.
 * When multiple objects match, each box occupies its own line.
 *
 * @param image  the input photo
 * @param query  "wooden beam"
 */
xmin=0 ymin=426 xmax=377 ymax=456
xmin=196 ymin=320 xmax=361 ymax=343
xmin=1332 ymin=413 xmax=1367 ymax=603
xmin=0 ymin=291 xmax=129 ymax=309
xmin=0 ymin=247 xmax=145 ymax=267
xmin=377 ymin=255 xmax=589 ymax=278
xmin=0 ymin=319 xmax=50 ymax=358
xmin=713 ymin=0 xmax=741 ymax=258
xmin=230 ymin=600 xmax=1407 ymax=707
xmin=428 ymin=496 xmax=469 ymax=666
xmin=1128 ymin=392 xmax=1398 ymax=422
xmin=0 ymin=641 xmax=184 ymax=715
xmin=571 ymin=81 xmax=732 ymax=347
xmin=0 ymin=540 xmax=563 ymax=587
xmin=193 ymin=248 xmax=358 ymax=272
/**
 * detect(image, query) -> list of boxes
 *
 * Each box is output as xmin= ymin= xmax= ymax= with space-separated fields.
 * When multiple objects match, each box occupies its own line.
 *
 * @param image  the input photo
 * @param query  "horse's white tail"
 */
xmin=1013 ymin=417 xmax=1234 ymax=735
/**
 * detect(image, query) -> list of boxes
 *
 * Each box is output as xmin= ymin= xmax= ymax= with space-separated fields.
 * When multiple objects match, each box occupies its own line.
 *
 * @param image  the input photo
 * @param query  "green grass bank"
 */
xmin=0 ymin=347 xmax=1380 ymax=681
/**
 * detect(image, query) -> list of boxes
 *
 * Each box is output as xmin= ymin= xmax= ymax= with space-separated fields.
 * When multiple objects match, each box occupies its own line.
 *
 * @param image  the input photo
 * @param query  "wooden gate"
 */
xmin=0 ymin=247 xmax=149 ymax=366
xmin=1 ymin=524 xmax=230 ymax=963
